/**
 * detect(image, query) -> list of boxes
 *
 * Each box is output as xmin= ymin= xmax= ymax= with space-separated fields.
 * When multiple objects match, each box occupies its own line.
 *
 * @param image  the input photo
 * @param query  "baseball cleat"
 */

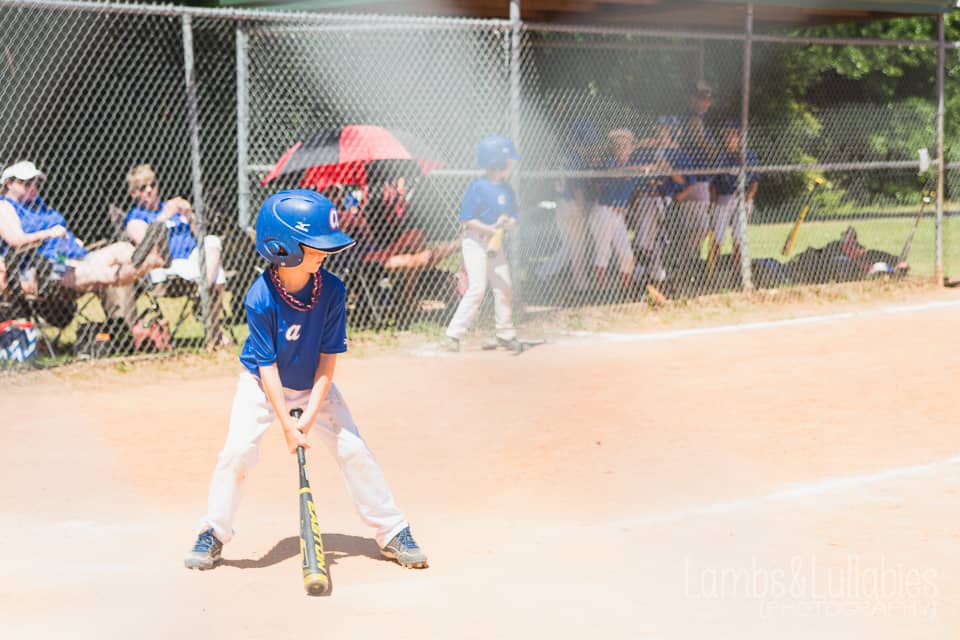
xmin=184 ymin=529 xmax=223 ymax=570
xmin=482 ymin=337 xmax=521 ymax=352
xmin=381 ymin=526 xmax=428 ymax=569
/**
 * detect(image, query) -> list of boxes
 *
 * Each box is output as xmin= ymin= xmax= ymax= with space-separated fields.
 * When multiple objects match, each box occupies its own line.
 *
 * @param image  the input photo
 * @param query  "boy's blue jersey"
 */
xmin=459 ymin=177 xmax=518 ymax=226
xmin=712 ymin=150 xmax=760 ymax=196
xmin=239 ymin=268 xmax=348 ymax=391
xmin=628 ymin=147 xmax=692 ymax=198
xmin=2 ymin=195 xmax=87 ymax=261
xmin=594 ymin=157 xmax=638 ymax=208
xmin=125 ymin=203 xmax=197 ymax=260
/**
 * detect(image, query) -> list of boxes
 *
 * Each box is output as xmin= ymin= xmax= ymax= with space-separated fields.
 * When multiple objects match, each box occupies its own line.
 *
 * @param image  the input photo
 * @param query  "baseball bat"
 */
xmin=705 ymin=230 xmax=717 ymax=283
xmin=291 ymin=408 xmax=330 ymax=596
xmin=486 ymin=227 xmax=505 ymax=256
xmin=781 ymin=177 xmax=826 ymax=257
xmin=898 ymin=192 xmax=933 ymax=265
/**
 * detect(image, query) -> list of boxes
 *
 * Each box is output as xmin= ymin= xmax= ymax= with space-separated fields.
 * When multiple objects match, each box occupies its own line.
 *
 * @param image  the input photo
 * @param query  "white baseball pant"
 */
xmin=632 ymin=196 xmax=669 ymax=281
xmin=588 ymin=203 xmax=634 ymax=276
xmin=536 ymin=198 xmax=589 ymax=290
xmin=712 ymin=194 xmax=752 ymax=248
xmin=445 ymin=231 xmax=515 ymax=341
xmin=198 ymin=371 xmax=409 ymax=549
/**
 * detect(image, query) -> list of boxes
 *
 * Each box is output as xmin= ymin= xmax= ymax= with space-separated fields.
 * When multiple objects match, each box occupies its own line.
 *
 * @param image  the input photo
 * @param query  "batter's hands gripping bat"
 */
xmin=898 ymin=192 xmax=933 ymax=265
xmin=291 ymin=408 xmax=330 ymax=596
xmin=782 ymin=177 xmax=826 ymax=258
xmin=487 ymin=227 xmax=505 ymax=257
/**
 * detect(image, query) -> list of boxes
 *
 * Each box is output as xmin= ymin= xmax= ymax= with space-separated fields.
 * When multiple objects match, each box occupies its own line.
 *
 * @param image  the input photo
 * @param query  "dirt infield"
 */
xmin=2 ymin=290 xmax=959 ymax=639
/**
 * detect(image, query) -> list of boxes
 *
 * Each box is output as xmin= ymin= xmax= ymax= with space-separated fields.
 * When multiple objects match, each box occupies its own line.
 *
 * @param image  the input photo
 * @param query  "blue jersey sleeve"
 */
xmin=244 ymin=284 xmax=278 ymax=368
xmin=320 ymin=275 xmax=348 ymax=354
xmin=124 ymin=206 xmax=155 ymax=228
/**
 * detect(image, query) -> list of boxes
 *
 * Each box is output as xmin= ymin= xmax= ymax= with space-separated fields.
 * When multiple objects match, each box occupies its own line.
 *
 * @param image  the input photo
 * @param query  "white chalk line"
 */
xmin=409 ymin=298 xmax=960 ymax=356
xmin=619 ymin=454 xmax=960 ymax=528
xmin=560 ymin=298 xmax=960 ymax=345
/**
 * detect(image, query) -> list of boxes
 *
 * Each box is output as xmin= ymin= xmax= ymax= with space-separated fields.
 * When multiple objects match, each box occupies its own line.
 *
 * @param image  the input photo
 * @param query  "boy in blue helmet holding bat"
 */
xmin=443 ymin=135 xmax=522 ymax=353
xmin=184 ymin=189 xmax=427 ymax=571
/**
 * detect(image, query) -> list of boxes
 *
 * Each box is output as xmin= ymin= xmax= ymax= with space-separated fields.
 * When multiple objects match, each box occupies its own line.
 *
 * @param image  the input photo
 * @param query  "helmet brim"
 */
xmin=300 ymin=230 xmax=357 ymax=254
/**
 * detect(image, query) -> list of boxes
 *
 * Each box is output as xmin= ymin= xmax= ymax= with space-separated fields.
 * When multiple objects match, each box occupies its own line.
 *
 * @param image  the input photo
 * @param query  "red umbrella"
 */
xmin=261 ymin=125 xmax=443 ymax=190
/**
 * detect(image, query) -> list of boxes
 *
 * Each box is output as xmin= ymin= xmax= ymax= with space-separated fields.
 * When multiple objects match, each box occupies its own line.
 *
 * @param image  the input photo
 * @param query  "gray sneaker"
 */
xmin=184 ymin=529 xmax=223 ymax=570
xmin=441 ymin=337 xmax=460 ymax=353
xmin=380 ymin=526 xmax=428 ymax=569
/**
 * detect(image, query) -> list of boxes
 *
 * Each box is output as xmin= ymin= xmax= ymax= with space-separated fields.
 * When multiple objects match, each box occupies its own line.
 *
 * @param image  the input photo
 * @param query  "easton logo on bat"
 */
xmin=303 ymin=499 xmax=327 ymax=575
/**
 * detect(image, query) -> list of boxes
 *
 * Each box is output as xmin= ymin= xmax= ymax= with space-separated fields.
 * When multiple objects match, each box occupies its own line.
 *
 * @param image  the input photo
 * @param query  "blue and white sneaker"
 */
xmin=380 ymin=526 xmax=428 ymax=569
xmin=184 ymin=529 xmax=223 ymax=570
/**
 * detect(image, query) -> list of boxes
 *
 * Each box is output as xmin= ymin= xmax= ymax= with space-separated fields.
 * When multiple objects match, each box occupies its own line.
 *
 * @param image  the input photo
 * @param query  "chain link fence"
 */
xmin=0 ymin=0 xmax=953 ymax=366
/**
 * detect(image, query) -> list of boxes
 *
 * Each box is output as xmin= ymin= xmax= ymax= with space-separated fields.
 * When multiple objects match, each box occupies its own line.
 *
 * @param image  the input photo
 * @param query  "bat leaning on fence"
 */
xmin=898 ymin=192 xmax=933 ymax=266
xmin=290 ymin=408 xmax=331 ymax=596
xmin=782 ymin=177 xmax=826 ymax=258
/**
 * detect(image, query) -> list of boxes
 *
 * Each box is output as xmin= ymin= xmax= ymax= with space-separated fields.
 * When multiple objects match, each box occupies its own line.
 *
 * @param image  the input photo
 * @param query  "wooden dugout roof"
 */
xmin=215 ymin=0 xmax=956 ymax=29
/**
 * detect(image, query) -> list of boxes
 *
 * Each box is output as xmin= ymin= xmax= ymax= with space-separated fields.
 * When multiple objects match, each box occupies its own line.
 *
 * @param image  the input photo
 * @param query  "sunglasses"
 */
xmin=134 ymin=180 xmax=158 ymax=193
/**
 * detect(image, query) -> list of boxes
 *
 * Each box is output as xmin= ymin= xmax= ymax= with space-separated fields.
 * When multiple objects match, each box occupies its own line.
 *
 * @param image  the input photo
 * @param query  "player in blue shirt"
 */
xmin=534 ymin=121 xmax=597 ymax=294
xmin=710 ymin=121 xmax=761 ymax=269
xmin=629 ymin=116 xmax=694 ymax=285
xmin=443 ymin=136 xmax=521 ymax=352
xmin=674 ymin=81 xmax=719 ymax=282
xmin=185 ymin=189 xmax=428 ymax=571
xmin=124 ymin=164 xmax=226 ymax=289
xmin=588 ymin=128 xmax=639 ymax=292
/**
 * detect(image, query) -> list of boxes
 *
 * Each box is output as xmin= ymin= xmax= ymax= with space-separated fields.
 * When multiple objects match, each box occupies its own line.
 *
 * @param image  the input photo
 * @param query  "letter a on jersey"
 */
xmin=286 ymin=324 xmax=302 ymax=341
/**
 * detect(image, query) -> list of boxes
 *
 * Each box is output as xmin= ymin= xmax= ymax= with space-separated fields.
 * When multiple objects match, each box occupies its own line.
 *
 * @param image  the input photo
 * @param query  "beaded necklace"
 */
xmin=269 ymin=266 xmax=323 ymax=312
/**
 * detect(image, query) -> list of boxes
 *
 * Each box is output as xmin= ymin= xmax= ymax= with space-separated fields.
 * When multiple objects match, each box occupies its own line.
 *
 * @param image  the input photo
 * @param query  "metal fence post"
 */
xmin=182 ymin=14 xmax=212 ymax=347
xmin=509 ymin=0 xmax=521 ymax=145
xmin=736 ymin=2 xmax=754 ymax=290
xmin=936 ymin=12 xmax=945 ymax=284
xmin=236 ymin=24 xmax=251 ymax=232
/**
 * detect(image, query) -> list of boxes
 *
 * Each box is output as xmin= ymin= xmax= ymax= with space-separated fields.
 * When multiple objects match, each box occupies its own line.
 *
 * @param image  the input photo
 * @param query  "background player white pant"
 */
xmin=685 ymin=181 xmax=714 ymax=248
xmin=148 ymin=235 xmax=226 ymax=286
xmin=445 ymin=232 xmax=515 ymax=341
xmin=535 ymin=198 xmax=589 ymax=290
xmin=198 ymin=371 xmax=409 ymax=549
xmin=713 ymin=194 xmax=752 ymax=249
xmin=588 ymin=203 xmax=634 ymax=276
xmin=632 ymin=196 xmax=668 ymax=282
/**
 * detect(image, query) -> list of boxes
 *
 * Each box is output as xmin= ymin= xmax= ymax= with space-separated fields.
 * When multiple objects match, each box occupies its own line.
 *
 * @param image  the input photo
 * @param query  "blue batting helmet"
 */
xmin=255 ymin=189 xmax=355 ymax=267
xmin=476 ymin=136 xmax=522 ymax=171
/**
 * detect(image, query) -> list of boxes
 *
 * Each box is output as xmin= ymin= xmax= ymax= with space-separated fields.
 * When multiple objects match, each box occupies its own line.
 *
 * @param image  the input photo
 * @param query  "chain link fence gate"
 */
xmin=0 ymin=0 xmax=952 ymax=367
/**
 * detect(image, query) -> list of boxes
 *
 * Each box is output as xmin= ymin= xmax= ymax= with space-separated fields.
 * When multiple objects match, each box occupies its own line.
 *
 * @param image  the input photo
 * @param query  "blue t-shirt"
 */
xmin=712 ymin=150 xmax=760 ymax=196
xmin=1 ymin=195 xmax=87 ymax=261
xmin=239 ymin=268 xmax=348 ymax=391
xmin=124 ymin=203 xmax=197 ymax=260
xmin=680 ymin=115 xmax=716 ymax=183
xmin=459 ymin=177 xmax=519 ymax=225
xmin=594 ymin=158 xmax=638 ymax=208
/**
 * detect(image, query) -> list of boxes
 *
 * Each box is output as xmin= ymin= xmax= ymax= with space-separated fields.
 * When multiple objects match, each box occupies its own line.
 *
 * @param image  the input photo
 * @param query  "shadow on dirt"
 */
xmin=222 ymin=533 xmax=393 ymax=569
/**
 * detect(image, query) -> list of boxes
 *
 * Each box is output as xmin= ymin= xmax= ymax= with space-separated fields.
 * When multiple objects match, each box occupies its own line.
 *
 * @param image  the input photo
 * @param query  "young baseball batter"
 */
xmin=443 ymin=135 xmax=521 ymax=353
xmin=185 ymin=189 xmax=427 ymax=571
